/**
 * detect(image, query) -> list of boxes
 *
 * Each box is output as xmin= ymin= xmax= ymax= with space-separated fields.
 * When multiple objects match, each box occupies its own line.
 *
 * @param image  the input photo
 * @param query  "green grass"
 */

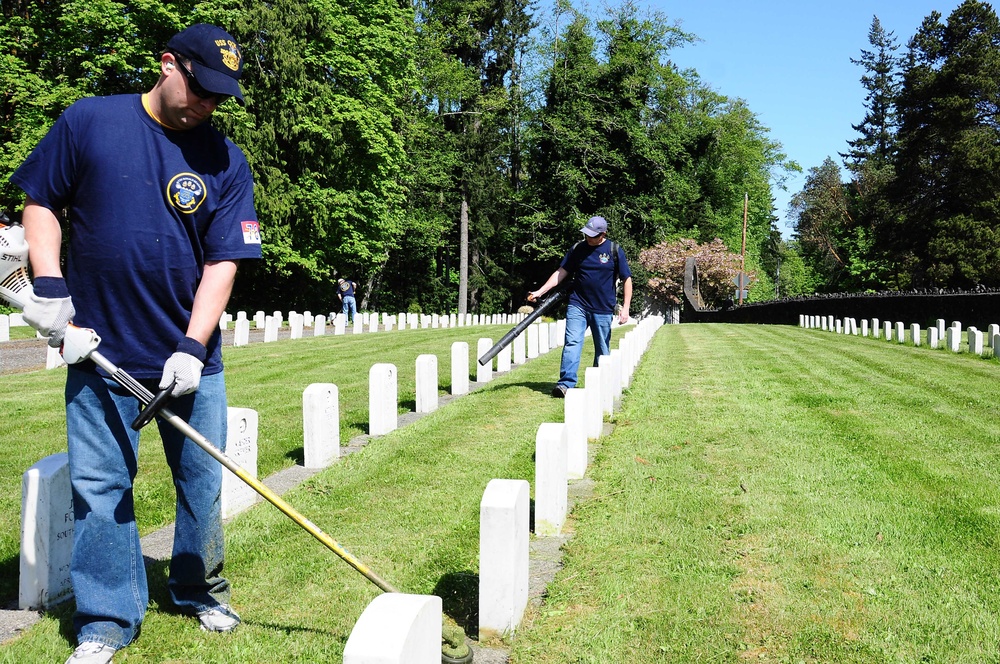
xmin=0 ymin=322 xmax=616 ymax=662
xmin=510 ymin=325 xmax=1000 ymax=663
xmin=0 ymin=324 xmax=559 ymax=606
xmin=5 ymin=323 xmax=1000 ymax=663
xmin=3 ymin=325 xmax=39 ymax=341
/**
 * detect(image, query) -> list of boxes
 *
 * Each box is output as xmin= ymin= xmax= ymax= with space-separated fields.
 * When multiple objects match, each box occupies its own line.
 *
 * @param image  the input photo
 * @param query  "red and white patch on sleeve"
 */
xmin=241 ymin=221 xmax=261 ymax=245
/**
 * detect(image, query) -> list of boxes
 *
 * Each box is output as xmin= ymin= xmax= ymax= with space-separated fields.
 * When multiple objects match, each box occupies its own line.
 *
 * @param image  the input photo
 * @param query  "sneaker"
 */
xmin=197 ymin=604 xmax=241 ymax=632
xmin=551 ymin=385 xmax=567 ymax=398
xmin=65 ymin=642 xmax=117 ymax=664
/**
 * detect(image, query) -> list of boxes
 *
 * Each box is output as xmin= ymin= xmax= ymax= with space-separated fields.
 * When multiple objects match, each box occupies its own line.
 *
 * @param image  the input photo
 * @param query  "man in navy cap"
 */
xmin=13 ymin=23 xmax=260 ymax=664
xmin=529 ymin=215 xmax=633 ymax=397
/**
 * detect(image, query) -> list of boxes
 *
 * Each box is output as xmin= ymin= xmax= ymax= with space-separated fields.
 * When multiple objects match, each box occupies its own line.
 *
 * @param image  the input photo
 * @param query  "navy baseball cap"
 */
xmin=167 ymin=24 xmax=245 ymax=104
xmin=581 ymin=216 xmax=608 ymax=237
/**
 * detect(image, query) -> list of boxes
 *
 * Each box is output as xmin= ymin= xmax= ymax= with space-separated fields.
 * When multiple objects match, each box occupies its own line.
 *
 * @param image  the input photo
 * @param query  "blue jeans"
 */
xmin=342 ymin=295 xmax=357 ymax=323
xmin=65 ymin=367 xmax=230 ymax=649
xmin=558 ymin=304 xmax=613 ymax=389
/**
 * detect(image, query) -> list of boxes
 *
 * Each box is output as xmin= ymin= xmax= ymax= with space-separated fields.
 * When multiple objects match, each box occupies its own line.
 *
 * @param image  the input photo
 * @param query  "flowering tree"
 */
xmin=639 ymin=238 xmax=748 ymax=308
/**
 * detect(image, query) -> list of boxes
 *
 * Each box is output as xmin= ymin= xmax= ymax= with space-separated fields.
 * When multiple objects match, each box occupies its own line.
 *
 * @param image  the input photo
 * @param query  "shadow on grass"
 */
xmin=0 ymin=554 xmax=17 ymax=607
xmin=434 ymin=570 xmax=478 ymax=638
xmin=478 ymin=381 xmax=555 ymax=397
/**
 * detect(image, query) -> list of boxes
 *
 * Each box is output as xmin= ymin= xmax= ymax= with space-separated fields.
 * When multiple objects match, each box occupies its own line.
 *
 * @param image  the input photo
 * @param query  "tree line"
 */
xmin=791 ymin=0 xmax=1000 ymax=294
xmin=2 ymin=0 xmax=797 ymax=314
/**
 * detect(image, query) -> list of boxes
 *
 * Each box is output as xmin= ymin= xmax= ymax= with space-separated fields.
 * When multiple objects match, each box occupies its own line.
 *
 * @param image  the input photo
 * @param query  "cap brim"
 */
xmin=190 ymin=61 xmax=245 ymax=105
xmin=581 ymin=227 xmax=601 ymax=237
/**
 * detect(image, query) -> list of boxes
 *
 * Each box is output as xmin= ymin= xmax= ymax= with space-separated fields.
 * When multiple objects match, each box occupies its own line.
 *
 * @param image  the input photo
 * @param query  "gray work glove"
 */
xmin=159 ymin=337 xmax=207 ymax=397
xmin=22 ymin=277 xmax=75 ymax=348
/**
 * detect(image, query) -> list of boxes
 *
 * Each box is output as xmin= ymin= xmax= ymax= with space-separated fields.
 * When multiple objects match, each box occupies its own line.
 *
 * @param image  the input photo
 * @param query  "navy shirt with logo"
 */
xmin=12 ymin=94 xmax=261 ymax=378
xmin=559 ymin=240 xmax=631 ymax=315
xmin=339 ymin=280 xmax=356 ymax=298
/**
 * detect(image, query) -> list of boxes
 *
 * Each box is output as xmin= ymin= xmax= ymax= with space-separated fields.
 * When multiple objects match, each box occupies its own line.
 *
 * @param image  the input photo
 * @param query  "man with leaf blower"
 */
xmin=528 ymin=215 xmax=633 ymax=398
xmin=11 ymin=24 xmax=261 ymax=664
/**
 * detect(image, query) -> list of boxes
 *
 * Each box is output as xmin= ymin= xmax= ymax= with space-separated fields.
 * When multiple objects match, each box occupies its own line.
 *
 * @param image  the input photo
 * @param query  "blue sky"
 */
xmin=643 ymin=0 xmax=967 ymax=238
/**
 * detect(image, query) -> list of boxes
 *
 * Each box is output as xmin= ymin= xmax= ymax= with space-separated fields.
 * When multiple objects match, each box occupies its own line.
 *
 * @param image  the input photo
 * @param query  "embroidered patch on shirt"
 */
xmin=241 ymin=221 xmax=261 ymax=244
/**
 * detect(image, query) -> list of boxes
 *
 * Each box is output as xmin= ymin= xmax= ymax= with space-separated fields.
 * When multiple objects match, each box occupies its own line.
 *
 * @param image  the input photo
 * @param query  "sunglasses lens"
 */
xmin=172 ymin=53 xmax=228 ymax=103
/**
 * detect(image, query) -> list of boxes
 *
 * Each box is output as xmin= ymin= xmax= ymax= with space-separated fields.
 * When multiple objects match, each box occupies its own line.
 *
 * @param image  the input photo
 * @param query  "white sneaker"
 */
xmin=197 ymin=604 xmax=241 ymax=632
xmin=65 ymin=641 xmax=117 ymax=664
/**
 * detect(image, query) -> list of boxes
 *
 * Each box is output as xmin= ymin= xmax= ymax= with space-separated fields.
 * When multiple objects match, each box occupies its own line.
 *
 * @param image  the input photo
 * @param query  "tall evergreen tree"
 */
xmin=843 ymin=16 xmax=900 ymax=174
xmin=887 ymin=0 xmax=1000 ymax=288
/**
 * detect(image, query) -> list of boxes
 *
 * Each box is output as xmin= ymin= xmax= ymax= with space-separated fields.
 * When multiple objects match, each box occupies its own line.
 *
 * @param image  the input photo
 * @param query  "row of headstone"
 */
xmin=801 ymin=315 xmax=1000 ymax=358
xmin=220 ymin=309 xmax=529 ymax=341
xmin=477 ymin=315 xmax=664 ymax=642
xmin=19 ymin=312 xmax=647 ymax=660
xmin=342 ymin=315 xmax=663 ymax=661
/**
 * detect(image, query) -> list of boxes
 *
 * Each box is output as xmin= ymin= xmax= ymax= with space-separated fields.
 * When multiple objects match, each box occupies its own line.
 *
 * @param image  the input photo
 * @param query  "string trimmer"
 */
xmin=0 ymin=216 xmax=473 ymax=663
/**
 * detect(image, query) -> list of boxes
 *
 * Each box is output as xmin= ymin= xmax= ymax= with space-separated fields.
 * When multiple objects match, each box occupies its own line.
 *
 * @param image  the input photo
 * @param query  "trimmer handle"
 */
xmin=131 ymin=381 xmax=174 ymax=431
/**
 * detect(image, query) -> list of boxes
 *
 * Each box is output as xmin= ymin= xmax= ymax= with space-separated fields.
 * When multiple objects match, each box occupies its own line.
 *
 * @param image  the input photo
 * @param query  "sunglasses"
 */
xmin=169 ymin=52 xmax=230 ymax=104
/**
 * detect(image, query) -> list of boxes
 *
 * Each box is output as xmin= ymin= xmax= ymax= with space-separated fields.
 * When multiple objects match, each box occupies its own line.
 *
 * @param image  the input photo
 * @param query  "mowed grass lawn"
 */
xmin=3 ymin=322 xmax=1000 ymax=663
xmin=512 ymin=324 xmax=1000 ymax=663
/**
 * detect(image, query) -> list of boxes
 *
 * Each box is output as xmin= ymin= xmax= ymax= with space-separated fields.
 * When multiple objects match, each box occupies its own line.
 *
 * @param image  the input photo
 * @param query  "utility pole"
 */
xmin=739 ymin=192 xmax=748 ymax=305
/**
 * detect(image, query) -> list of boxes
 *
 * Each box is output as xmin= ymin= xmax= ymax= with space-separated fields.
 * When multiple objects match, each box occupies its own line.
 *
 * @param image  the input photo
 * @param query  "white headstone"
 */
xmin=313 ymin=315 xmax=326 ymax=336
xmin=538 ymin=324 xmax=550 ymax=354
xmin=19 ymin=453 xmax=74 ymax=610
xmin=526 ymin=325 xmax=539 ymax=359
xmin=451 ymin=342 xmax=469 ymax=396
xmin=476 ymin=339 xmax=493 ymax=383
xmin=910 ymin=324 xmax=921 ymax=347
xmin=369 ymin=363 xmax=398 ymax=436
xmin=416 ymin=355 xmax=439 ymax=413
xmin=234 ymin=318 xmax=250 ymax=346
xmin=548 ymin=322 xmax=559 ymax=350
xmin=344 ymin=593 xmax=443 ymax=664
xmin=584 ymin=367 xmax=603 ymax=439
xmin=496 ymin=343 xmax=512 ymax=373
xmin=895 ymin=321 xmax=905 ymax=344
xmin=222 ymin=408 xmax=260 ymax=518
xmin=564 ymin=389 xmax=588 ymax=479
xmin=479 ymin=479 xmax=529 ymax=641
xmin=970 ymin=328 xmax=984 ymax=355
xmin=264 ymin=316 xmax=279 ymax=343
xmin=947 ymin=325 xmax=961 ymax=353
xmin=303 ymin=384 xmax=339 ymax=469
xmin=513 ymin=332 xmax=526 ymax=365
xmin=0 ymin=314 xmax=9 ymax=342
xmin=534 ymin=423 xmax=568 ymax=537
xmin=598 ymin=354 xmax=614 ymax=415
xmin=861 ymin=319 xmax=869 ymax=337
xmin=254 ymin=311 xmax=265 ymax=328
xmin=46 ymin=345 xmax=66 ymax=370
xmin=929 ymin=326 xmax=940 ymax=349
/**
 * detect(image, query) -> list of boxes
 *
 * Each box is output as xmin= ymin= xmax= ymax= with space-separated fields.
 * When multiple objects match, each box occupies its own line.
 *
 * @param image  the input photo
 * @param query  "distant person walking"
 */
xmin=528 ymin=216 xmax=632 ymax=397
xmin=338 ymin=277 xmax=359 ymax=323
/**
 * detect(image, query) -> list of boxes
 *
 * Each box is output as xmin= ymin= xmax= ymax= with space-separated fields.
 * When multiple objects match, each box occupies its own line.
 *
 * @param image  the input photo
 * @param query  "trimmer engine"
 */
xmin=0 ymin=214 xmax=34 ymax=309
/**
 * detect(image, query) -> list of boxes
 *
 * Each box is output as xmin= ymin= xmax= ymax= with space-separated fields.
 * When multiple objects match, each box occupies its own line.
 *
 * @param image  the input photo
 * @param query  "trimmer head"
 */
xmin=0 ymin=217 xmax=34 ymax=309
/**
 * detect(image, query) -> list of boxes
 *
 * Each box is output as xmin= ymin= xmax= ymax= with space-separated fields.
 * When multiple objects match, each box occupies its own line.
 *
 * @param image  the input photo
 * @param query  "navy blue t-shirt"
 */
xmin=560 ymin=240 xmax=631 ymax=314
xmin=12 ymin=94 xmax=261 ymax=378
xmin=339 ymin=280 xmax=356 ymax=298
